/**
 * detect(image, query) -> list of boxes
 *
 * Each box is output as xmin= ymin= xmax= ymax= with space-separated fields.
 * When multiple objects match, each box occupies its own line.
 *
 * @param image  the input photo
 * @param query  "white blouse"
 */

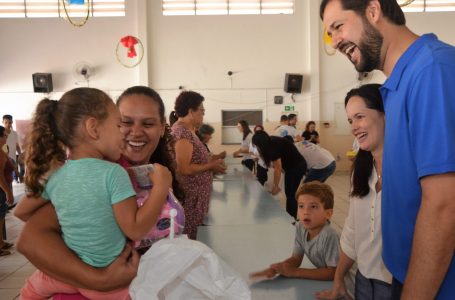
xmin=240 ymin=132 xmax=253 ymax=161
xmin=340 ymin=167 xmax=392 ymax=283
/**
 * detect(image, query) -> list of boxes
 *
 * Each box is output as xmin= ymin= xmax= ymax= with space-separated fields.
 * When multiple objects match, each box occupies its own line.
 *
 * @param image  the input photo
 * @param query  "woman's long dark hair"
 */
xmin=305 ymin=121 xmax=316 ymax=132
xmin=252 ymin=130 xmax=272 ymax=167
xmin=345 ymin=83 xmax=384 ymax=198
xmin=117 ymin=86 xmax=184 ymax=202
xmin=168 ymin=111 xmax=178 ymax=127
xmin=238 ymin=120 xmax=252 ymax=140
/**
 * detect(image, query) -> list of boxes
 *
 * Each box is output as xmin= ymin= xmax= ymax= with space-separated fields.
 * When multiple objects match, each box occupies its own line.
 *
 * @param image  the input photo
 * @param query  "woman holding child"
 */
xmin=15 ymin=86 xmax=180 ymax=297
xmin=317 ymin=84 xmax=392 ymax=300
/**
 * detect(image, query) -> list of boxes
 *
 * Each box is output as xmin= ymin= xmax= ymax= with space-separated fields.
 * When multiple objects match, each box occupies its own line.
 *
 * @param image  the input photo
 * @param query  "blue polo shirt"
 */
xmin=380 ymin=34 xmax=455 ymax=299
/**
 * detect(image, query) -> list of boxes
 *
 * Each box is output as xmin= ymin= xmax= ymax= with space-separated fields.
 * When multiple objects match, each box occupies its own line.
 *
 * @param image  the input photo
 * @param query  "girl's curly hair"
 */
xmin=25 ymin=88 xmax=112 ymax=197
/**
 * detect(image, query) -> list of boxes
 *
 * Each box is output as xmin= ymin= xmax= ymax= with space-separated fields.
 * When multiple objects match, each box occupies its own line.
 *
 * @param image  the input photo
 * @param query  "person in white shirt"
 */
xmin=273 ymin=115 xmax=289 ymax=135
xmin=317 ymin=84 xmax=392 ymax=300
xmin=249 ymin=124 xmax=268 ymax=185
xmin=273 ymin=114 xmax=302 ymax=141
xmin=233 ymin=120 xmax=254 ymax=171
xmin=2 ymin=115 xmax=21 ymax=184
xmin=295 ymin=141 xmax=336 ymax=183
xmin=2 ymin=115 xmax=21 ymax=162
xmin=287 ymin=113 xmax=298 ymax=128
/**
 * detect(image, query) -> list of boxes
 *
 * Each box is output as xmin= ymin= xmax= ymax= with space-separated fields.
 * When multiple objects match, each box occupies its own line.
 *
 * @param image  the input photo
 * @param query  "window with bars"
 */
xmin=0 ymin=0 xmax=125 ymax=18
xmin=221 ymin=110 xmax=262 ymax=144
xmin=162 ymin=0 xmax=294 ymax=16
xmin=399 ymin=0 xmax=455 ymax=12
xmin=162 ymin=0 xmax=455 ymax=16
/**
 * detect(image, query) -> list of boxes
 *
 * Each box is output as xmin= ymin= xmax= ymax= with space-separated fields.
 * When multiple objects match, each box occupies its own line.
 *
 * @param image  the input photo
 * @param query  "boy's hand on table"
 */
xmin=271 ymin=262 xmax=297 ymax=277
xmin=249 ymin=267 xmax=277 ymax=280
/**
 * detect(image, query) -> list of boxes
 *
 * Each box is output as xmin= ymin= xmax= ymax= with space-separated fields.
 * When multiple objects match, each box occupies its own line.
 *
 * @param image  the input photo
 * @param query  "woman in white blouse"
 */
xmin=233 ymin=120 xmax=254 ymax=171
xmin=317 ymin=84 xmax=392 ymax=300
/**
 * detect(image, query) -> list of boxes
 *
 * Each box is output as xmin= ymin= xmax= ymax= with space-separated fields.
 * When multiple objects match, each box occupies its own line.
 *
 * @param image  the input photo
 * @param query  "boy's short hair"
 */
xmin=280 ymin=115 xmax=288 ymax=122
xmin=295 ymin=181 xmax=334 ymax=209
xmin=2 ymin=114 xmax=13 ymax=121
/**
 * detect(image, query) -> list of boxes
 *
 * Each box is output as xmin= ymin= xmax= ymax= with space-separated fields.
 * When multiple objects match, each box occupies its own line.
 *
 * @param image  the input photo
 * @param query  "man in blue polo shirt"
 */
xmin=320 ymin=1 xmax=455 ymax=299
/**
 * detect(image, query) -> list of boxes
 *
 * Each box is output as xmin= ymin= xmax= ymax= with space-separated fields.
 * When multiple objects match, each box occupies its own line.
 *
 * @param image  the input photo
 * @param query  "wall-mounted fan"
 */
xmin=73 ymin=61 xmax=94 ymax=86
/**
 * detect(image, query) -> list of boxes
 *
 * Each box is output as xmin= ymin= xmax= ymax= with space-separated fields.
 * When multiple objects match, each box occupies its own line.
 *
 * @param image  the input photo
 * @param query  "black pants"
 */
xmin=256 ymin=165 xmax=268 ymax=185
xmin=284 ymin=160 xmax=307 ymax=219
xmin=391 ymin=277 xmax=403 ymax=300
xmin=242 ymin=159 xmax=255 ymax=171
xmin=355 ymin=270 xmax=392 ymax=299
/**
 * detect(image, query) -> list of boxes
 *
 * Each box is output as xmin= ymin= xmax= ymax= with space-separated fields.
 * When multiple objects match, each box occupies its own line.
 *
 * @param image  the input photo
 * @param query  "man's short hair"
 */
xmin=2 ymin=115 xmax=13 ymax=121
xmin=288 ymin=113 xmax=297 ymax=120
xmin=295 ymin=181 xmax=334 ymax=210
xmin=320 ymin=0 xmax=405 ymax=26
xmin=280 ymin=115 xmax=288 ymax=122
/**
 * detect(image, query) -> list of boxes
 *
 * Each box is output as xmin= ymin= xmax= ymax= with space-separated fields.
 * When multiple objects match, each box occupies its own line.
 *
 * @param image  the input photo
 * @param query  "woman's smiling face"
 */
xmin=346 ymin=95 xmax=385 ymax=153
xmin=118 ymin=94 xmax=165 ymax=165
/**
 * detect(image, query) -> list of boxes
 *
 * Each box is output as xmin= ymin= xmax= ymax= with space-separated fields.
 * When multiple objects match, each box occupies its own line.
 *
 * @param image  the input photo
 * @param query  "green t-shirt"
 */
xmin=42 ymin=158 xmax=136 ymax=267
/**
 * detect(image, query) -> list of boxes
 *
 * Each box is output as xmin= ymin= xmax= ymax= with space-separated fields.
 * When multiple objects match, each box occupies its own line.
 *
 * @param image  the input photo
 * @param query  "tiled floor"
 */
xmin=1 ymin=182 xmax=30 ymax=300
xmin=0 ymin=173 xmax=351 ymax=300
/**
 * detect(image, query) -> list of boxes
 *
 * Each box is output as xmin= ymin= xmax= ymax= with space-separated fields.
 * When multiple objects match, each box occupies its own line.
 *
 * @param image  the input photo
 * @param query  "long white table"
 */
xmin=197 ymin=224 xmax=332 ymax=299
xmin=197 ymin=160 xmax=332 ymax=299
xmin=205 ymin=179 xmax=293 ymax=226
xmin=206 ymin=156 xmax=293 ymax=225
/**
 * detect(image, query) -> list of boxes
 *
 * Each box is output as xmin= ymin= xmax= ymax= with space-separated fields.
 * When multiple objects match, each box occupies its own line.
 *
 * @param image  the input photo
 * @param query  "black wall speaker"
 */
xmin=32 ymin=73 xmax=53 ymax=93
xmin=284 ymin=73 xmax=303 ymax=94
xmin=274 ymin=96 xmax=283 ymax=104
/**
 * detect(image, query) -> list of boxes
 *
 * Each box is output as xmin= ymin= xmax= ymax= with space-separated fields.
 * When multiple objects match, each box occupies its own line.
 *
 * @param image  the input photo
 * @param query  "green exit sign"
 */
xmin=284 ymin=105 xmax=295 ymax=111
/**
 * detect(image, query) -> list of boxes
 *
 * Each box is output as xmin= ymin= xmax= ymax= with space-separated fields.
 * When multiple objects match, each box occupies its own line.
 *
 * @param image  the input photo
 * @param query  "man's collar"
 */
xmin=382 ymin=34 xmax=437 ymax=91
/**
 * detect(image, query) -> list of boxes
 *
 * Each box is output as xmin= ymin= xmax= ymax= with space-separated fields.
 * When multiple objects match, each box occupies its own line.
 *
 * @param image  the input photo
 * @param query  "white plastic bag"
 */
xmin=129 ymin=236 xmax=251 ymax=300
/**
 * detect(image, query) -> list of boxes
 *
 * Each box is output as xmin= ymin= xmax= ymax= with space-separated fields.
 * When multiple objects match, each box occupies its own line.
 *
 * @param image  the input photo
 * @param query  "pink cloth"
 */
xmin=171 ymin=124 xmax=213 ymax=239
xmin=21 ymin=270 xmax=130 ymax=300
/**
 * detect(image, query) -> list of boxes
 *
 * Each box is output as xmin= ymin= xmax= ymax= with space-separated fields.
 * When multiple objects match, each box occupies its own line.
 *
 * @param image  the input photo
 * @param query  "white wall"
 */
xmin=3 ymin=2 xmax=453 ymax=125
xmin=147 ymin=0 xmax=312 ymax=124
xmin=0 ymin=0 xmax=142 ymax=120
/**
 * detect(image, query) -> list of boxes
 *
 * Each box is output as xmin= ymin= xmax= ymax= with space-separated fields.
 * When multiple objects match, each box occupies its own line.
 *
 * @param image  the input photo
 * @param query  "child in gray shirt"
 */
xmin=250 ymin=181 xmax=339 ymax=280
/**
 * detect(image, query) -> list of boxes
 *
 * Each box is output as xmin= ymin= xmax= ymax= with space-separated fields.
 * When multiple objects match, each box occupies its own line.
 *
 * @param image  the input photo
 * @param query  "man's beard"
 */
xmin=355 ymin=17 xmax=383 ymax=72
